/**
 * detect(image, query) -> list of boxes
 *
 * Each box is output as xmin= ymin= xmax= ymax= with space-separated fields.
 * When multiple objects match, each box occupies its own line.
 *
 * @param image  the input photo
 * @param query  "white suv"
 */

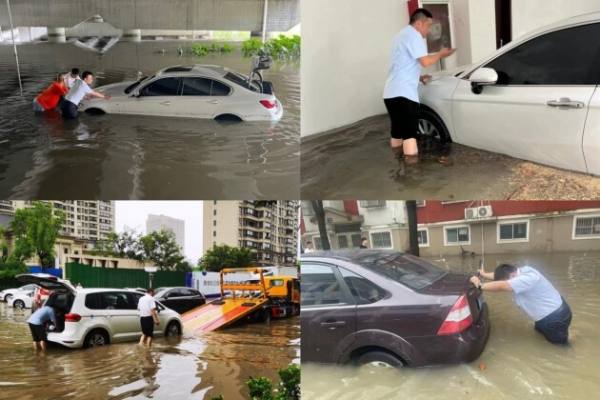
xmin=17 ymin=274 xmax=182 ymax=349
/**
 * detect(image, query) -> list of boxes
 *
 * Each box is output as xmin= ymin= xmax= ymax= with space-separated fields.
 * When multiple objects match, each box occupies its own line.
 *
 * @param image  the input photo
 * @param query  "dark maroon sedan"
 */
xmin=301 ymin=250 xmax=490 ymax=367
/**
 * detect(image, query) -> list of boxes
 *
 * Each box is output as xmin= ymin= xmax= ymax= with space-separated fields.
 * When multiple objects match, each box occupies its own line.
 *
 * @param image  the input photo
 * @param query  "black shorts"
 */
xmin=383 ymin=96 xmax=420 ymax=140
xmin=29 ymin=323 xmax=47 ymax=342
xmin=61 ymin=100 xmax=79 ymax=119
xmin=140 ymin=316 xmax=154 ymax=337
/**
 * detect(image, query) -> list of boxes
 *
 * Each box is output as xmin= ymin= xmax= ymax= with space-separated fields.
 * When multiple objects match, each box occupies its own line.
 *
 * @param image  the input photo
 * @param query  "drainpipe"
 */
xmin=262 ymin=0 xmax=269 ymax=43
xmin=6 ymin=0 xmax=23 ymax=96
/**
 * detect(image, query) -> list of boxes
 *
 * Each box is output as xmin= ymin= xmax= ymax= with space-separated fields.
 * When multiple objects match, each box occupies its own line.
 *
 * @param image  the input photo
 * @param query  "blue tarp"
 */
xmin=28 ymin=266 xmax=63 ymax=278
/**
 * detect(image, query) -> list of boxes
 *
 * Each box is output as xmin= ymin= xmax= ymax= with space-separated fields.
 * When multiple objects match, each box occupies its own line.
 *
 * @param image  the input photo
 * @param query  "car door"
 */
xmin=100 ymin=291 xmax=140 ymax=341
xmin=120 ymin=77 xmax=182 ymax=117
xmin=451 ymin=22 xmax=600 ymax=173
xmin=300 ymin=263 xmax=357 ymax=364
xmin=179 ymin=77 xmax=232 ymax=118
xmin=164 ymin=289 xmax=184 ymax=313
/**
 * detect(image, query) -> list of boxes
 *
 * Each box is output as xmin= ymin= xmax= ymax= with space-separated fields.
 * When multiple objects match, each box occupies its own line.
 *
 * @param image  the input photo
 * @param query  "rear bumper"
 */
xmin=407 ymin=303 xmax=490 ymax=366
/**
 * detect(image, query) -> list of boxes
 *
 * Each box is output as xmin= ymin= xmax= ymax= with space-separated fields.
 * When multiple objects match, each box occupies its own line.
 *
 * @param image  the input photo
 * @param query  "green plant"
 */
xmin=191 ymin=42 xmax=237 ymax=57
xmin=243 ymin=35 xmax=301 ymax=60
xmin=247 ymin=376 xmax=274 ymax=400
xmin=277 ymin=364 xmax=300 ymax=400
xmin=198 ymin=244 xmax=254 ymax=272
xmin=242 ymin=38 xmax=264 ymax=57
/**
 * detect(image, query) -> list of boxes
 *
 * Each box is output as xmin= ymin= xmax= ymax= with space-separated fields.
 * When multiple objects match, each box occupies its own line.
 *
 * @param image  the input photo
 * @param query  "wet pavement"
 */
xmin=0 ymin=305 xmax=299 ymax=400
xmin=301 ymin=115 xmax=600 ymax=200
xmin=0 ymin=42 xmax=299 ymax=199
xmin=301 ymin=251 xmax=600 ymax=400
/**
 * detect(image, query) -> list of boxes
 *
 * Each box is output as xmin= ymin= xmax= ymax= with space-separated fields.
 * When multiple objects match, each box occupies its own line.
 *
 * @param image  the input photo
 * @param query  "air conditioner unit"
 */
xmin=465 ymin=206 xmax=493 ymax=220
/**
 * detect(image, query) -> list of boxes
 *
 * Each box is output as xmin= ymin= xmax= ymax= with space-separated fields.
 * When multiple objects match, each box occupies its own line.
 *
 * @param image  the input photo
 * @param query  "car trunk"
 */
xmin=419 ymin=272 xmax=483 ymax=323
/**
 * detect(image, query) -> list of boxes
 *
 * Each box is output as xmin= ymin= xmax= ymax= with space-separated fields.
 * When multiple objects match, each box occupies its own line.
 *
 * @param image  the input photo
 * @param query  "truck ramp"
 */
xmin=182 ymin=297 xmax=268 ymax=333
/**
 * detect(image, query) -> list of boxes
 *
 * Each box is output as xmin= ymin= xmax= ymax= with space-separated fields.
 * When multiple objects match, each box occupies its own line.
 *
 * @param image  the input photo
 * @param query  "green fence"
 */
xmin=65 ymin=263 xmax=185 ymax=289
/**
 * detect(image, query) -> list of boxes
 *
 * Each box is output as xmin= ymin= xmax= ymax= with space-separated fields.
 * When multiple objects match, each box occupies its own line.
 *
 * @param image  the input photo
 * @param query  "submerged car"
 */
xmin=80 ymin=63 xmax=283 ymax=121
xmin=418 ymin=13 xmax=600 ymax=175
xmin=16 ymin=274 xmax=182 ymax=349
xmin=301 ymin=250 xmax=489 ymax=368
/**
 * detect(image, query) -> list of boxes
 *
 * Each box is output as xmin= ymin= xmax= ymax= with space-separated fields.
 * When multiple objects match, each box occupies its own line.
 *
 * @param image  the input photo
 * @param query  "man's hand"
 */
xmin=154 ymin=318 xmax=160 ymax=326
xmin=470 ymin=276 xmax=481 ymax=288
xmin=420 ymin=74 xmax=432 ymax=85
xmin=104 ymin=94 xmax=111 ymax=100
xmin=439 ymin=47 xmax=456 ymax=58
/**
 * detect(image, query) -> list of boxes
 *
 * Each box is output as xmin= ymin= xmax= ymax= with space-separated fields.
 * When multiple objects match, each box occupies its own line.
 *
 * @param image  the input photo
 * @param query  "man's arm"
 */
xmin=470 ymin=276 xmax=513 ymax=292
xmin=418 ymin=47 xmax=456 ymax=68
xmin=478 ymin=265 xmax=495 ymax=281
xmin=90 ymin=90 xmax=110 ymax=100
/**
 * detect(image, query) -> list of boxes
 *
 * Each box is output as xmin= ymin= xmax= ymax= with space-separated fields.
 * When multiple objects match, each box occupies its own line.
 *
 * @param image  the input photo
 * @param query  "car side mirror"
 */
xmin=469 ymin=67 xmax=498 ymax=94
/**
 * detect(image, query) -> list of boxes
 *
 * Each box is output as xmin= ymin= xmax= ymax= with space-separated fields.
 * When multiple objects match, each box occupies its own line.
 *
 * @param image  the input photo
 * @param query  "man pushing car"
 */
xmin=470 ymin=263 xmax=572 ymax=345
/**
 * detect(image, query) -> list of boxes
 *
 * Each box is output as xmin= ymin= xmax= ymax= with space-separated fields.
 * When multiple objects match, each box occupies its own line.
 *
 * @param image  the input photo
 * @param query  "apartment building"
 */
xmin=203 ymin=201 xmax=299 ymax=266
xmin=146 ymin=214 xmax=185 ymax=252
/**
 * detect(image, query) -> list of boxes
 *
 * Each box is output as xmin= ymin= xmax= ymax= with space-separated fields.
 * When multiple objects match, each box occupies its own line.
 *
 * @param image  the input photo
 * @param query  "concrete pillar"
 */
xmin=122 ymin=28 xmax=141 ymax=42
xmin=47 ymin=27 xmax=66 ymax=43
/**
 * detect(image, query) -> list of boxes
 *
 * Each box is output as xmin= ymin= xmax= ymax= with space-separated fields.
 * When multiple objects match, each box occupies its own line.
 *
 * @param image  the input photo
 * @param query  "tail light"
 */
xmin=437 ymin=294 xmax=473 ymax=336
xmin=260 ymin=100 xmax=276 ymax=109
xmin=65 ymin=313 xmax=81 ymax=322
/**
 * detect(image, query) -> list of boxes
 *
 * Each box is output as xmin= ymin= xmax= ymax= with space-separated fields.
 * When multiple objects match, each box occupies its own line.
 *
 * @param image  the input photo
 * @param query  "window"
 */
xmin=417 ymin=229 xmax=429 ymax=247
xmin=313 ymin=237 xmax=323 ymax=250
xmin=338 ymin=235 xmax=348 ymax=249
xmin=85 ymin=292 xmax=136 ymax=310
xmin=213 ymin=231 xmax=216 ymax=237
xmin=211 ymin=80 xmax=232 ymax=96
xmin=445 ymin=226 xmax=470 ymax=245
xmin=370 ymin=231 xmax=392 ymax=249
xmin=498 ymin=221 xmax=529 ymax=242
xmin=181 ymin=77 xmax=212 ymax=96
xmin=300 ymin=264 xmax=347 ymax=306
xmin=359 ymin=200 xmax=386 ymax=208
xmin=213 ymin=220 xmax=216 ymax=226
xmin=140 ymin=77 xmax=182 ymax=96
xmin=64 ymin=248 xmax=69 ymax=254
xmin=416 ymin=200 xmax=426 ymax=207
xmin=484 ymin=23 xmax=600 ymax=85
xmin=573 ymin=215 xmax=600 ymax=239
xmin=224 ymin=72 xmax=260 ymax=92
xmin=351 ymin=234 xmax=362 ymax=248
xmin=339 ymin=267 xmax=387 ymax=304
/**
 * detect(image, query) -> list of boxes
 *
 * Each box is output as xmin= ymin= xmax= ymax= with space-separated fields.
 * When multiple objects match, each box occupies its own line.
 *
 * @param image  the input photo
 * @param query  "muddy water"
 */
xmin=0 ymin=306 xmax=299 ymax=400
xmin=300 ymin=115 xmax=600 ymax=200
xmin=301 ymin=252 xmax=600 ymax=400
xmin=0 ymin=42 xmax=299 ymax=199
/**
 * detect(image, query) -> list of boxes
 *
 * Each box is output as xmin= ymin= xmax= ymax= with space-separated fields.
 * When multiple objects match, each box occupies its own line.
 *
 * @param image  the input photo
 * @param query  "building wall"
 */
xmin=203 ymin=201 xmax=239 ymax=252
xmin=146 ymin=214 xmax=185 ymax=252
xmin=359 ymin=200 xmax=406 ymax=227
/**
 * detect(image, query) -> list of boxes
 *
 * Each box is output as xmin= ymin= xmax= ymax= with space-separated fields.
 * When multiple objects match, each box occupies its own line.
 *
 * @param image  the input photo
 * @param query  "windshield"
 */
xmin=124 ymin=75 xmax=153 ymax=94
xmin=358 ymin=253 xmax=447 ymax=291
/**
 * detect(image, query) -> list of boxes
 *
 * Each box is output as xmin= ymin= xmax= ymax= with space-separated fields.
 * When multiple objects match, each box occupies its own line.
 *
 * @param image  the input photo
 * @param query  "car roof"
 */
xmin=156 ymin=65 xmax=231 ymax=79
xmin=302 ymin=249 xmax=406 ymax=263
xmin=76 ymin=288 xmax=146 ymax=294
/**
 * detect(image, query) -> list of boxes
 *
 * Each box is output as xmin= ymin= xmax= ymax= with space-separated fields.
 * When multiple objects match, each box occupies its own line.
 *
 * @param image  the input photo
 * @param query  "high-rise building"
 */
xmin=146 ymin=214 xmax=185 ymax=252
xmin=4 ymin=201 xmax=115 ymax=241
xmin=203 ymin=201 xmax=299 ymax=266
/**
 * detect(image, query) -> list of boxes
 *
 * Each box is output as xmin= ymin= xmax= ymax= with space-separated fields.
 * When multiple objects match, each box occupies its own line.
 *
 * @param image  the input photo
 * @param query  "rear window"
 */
xmin=223 ymin=72 xmax=259 ymax=93
xmin=358 ymin=253 xmax=447 ymax=290
xmin=46 ymin=292 xmax=75 ymax=313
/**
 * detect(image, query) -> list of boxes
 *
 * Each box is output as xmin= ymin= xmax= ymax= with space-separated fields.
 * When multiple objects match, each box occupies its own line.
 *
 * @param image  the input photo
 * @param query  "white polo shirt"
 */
xmin=64 ymin=79 xmax=93 ymax=106
xmin=508 ymin=266 xmax=563 ymax=321
xmin=138 ymin=293 xmax=156 ymax=317
xmin=383 ymin=25 xmax=428 ymax=102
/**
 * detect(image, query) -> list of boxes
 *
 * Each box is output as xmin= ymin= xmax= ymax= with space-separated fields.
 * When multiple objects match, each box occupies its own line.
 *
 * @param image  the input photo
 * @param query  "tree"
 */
xmin=406 ymin=200 xmax=419 ymax=257
xmin=0 ymin=228 xmax=26 ymax=279
xmin=94 ymin=230 xmax=143 ymax=260
xmin=139 ymin=229 xmax=185 ymax=271
xmin=310 ymin=201 xmax=330 ymax=250
xmin=199 ymin=244 xmax=254 ymax=272
xmin=11 ymin=202 xmax=65 ymax=267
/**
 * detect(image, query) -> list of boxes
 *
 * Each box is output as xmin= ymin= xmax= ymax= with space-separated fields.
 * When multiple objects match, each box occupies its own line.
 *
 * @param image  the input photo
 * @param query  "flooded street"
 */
xmin=301 ymin=252 xmax=600 ymax=400
xmin=0 ymin=305 xmax=299 ymax=400
xmin=0 ymin=42 xmax=299 ymax=199
xmin=301 ymin=115 xmax=600 ymax=200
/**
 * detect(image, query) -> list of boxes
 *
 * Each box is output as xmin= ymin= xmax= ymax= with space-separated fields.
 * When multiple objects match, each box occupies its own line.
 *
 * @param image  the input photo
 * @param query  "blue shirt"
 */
xmin=27 ymin=306 xmax=57 ymax=326
xmin=383 ymin=25 xmax=428 ymax=102
xmin=508 ymin=266 xmax=563 ymax=321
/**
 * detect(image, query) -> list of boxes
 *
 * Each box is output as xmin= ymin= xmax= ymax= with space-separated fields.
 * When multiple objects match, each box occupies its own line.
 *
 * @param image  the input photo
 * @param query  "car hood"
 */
xmin=94 ymin=81 xmax=136 ymax=97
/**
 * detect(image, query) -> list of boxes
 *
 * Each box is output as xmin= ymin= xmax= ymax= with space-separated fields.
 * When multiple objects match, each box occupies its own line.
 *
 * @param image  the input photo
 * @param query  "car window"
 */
xmin=211 ymin=80 xmax=231 ymax=96
xmin=140 ymin=77 xmax=182 ymax=96
xmin=485 ymin=23 xmax=600 ymax=85
xmin=223 ymin=72 xmax=260 ymax=92
xmin=85 ymin=292 xmax=136 ymax=310
xmin=339 ymin=267 xmax=387 ymax=304
xmin=182 ymin=77 xmax=212 ymax=96
xmin=46 ymin=292 xmax=75 ymax=312
xmin=182 ymin=288 xmax=198 ymax=296
xmin=167 ymin=289 xmax=184 ymax=298
xmin=128 ymin=292 xmax=143 ymax=308
xmin=300 ymin=264 xmax=349 ymax=306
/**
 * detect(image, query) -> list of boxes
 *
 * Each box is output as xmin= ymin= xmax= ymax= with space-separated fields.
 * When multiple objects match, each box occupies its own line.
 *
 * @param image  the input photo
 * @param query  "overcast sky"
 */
xmin=114 ymin=201 xmax=203 ymax=263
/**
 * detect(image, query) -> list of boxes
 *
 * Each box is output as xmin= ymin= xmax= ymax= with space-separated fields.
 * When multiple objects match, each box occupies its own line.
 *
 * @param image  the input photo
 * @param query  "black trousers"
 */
xmin=534 ymin=299 xmax=572 ymax=344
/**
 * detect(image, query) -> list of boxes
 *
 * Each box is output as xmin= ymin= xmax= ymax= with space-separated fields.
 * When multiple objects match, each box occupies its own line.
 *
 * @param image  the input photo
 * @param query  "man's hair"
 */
xmin=494 ymin=264 xmax=518 ymax=281
xmin=81 ymin=71 xmax=93 ymax=80
xmin=71 ymin=68 xmax=80 ymax=75
xmin=410 ymin=8 xmax=433 ymax=24
xmin=147 ymin=288 xmax=155 ymax=294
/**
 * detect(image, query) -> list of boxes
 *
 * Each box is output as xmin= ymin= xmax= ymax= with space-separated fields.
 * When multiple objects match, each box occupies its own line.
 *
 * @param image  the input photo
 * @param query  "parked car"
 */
xmin=9 ymin=288 xmax=36 ymax=310
xmin=80 ymin=64 xmax=283 ymax=121
xmin=300 ymin=250 xmax=490 ymax=368
xmin=154 ymin=287 xmax=206 ymax=314
xmin=16 ymin=274 xmax=182 ymax=349
xmin=418 ymin=13 xmax=600 ymax=175
xmin=0 ymin=284 xmax=37 ymax=302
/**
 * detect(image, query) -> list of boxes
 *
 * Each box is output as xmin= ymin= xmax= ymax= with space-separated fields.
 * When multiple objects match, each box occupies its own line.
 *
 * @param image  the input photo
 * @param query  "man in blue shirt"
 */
xmin=27 ymin=305 xmax=57 ymax=351
xmin=470 ymin=264 xmax=572 ymax=344
xmin=383 ymin=8 xmax=455 ymax=156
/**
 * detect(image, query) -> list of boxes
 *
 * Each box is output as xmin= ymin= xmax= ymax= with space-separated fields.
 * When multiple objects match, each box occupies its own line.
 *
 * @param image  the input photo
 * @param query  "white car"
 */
xmin=9 ymin=289 xmax=35 ymax=310
xmin=418 ymin=12 xmax=600 ymax=175
xmin=80 ymin=64 xmax=283 ymax=121
xmin=17 ymin=274 xmax=183 ymax=349
xmin=0 ymin=284 xmax=37 ymax=302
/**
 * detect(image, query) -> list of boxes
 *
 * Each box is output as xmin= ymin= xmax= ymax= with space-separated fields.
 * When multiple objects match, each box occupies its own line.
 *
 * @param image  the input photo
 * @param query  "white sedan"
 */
xmin=9 ymin=290 xmax=35 ymax=310
xmin=418 ymin=12 xmax=600 ymax=175
xmin=0 ymin=284 xmax=37 ymax=302
xmin=80 ymin=64 xmax=283 ymax=121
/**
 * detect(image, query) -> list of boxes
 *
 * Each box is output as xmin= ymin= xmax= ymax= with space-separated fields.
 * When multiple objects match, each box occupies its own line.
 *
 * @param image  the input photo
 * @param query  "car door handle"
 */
xmin=546 ymin=98 xmax=585 ymax=109
xmin=160 ymin=101 xmax=171 ymax=106
xmin=207 ymin=100 xmax=220 ymax=104
xmin=320 ymin=321 xmax=346 ymax=329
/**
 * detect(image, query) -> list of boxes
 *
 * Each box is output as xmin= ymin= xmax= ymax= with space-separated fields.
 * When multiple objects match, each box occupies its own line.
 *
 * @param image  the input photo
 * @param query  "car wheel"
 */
xmin=84 ymin=330 xmax=109 ymax=348
xmin=13 ymin=300 xmax=25 ymax=310
xmin=85 ymin=108 xmax=106 ymax=115
xmin=354 ymin=351 xmax=404 ymax=369
xmin=165 ymin=321 xmax=182 ymax=337
xmin=418 ymin=108 xmax=451 ymax=144
xmin=214 ymin=114 xmax=243 ymax=122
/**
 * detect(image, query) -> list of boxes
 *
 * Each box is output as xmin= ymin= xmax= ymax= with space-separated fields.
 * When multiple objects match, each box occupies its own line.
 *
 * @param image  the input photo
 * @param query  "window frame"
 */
xmin=497 ymin=219 xmax=530 ymax=243
xmin=443 ymin=224 xmax=471 ymax=246
xmin=572 ymin=214 xmax=600 ymax=240
xmin=139 ymin=77 xmax=183 ymax=97
xmin=299 ymin=262 xmax=356 ymax=308
xmin=417 ymin=227 xmax=429 ymax=247
xmin=369 ymin=230 xmax=393 ymax=250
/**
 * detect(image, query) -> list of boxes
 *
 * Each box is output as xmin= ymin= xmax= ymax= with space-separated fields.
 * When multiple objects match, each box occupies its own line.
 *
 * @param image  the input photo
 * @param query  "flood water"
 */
xmin=301 ymin=252 xmax=600 ymax=400
xmin=0 ymin=306 xmax=299 ymax=400
xmin=0 ymin=42 xmax=299 ymax=199
xmin=301 ymin=115 xmax=600 ymax=200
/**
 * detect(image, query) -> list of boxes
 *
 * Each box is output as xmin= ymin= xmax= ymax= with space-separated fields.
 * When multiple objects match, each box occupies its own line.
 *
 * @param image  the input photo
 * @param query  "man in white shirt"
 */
xmin=61 ymin=70 xmax=110 ymax=119
xmin=66 ymin=68 xmax=80 ymax=89
xmin=383 ymin=8 xmax=455 ymax=156
xmin=138 ymin=288 xmax=160 ymax=346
